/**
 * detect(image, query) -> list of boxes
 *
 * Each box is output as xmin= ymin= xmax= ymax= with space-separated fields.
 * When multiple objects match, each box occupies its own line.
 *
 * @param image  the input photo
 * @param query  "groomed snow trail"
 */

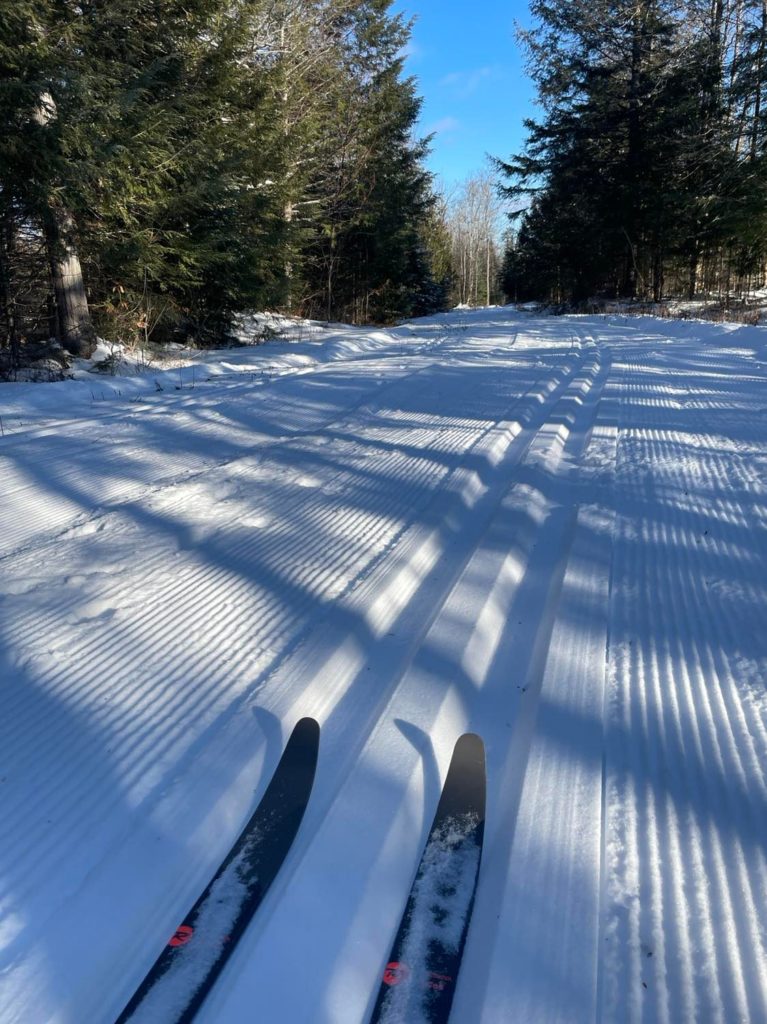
xmin=602 ymin=327 xmax=767 ymax=1024
xmin=1 ymin=309 xmax=766 ymax=1023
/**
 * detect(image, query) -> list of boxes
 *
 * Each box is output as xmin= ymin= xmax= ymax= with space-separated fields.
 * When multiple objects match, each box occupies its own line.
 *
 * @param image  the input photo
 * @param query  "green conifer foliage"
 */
xmin=0 ymin=0 xmax=446 ymax=356
xmin=501 ymin=0 xmax=767 ymax=305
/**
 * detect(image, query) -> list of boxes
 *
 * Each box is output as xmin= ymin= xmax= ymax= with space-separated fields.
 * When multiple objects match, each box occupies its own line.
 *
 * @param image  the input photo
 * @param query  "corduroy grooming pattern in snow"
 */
xmin=1 ymin=308 xmax=766 ymax=1024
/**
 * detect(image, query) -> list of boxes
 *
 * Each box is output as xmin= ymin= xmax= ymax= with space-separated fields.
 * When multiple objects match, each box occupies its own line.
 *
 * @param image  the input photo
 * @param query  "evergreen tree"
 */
xmin=1 ymin=0 xmax=96 ymax=355
xmin=501 ymin=0 xmax=764 ymax=305
xmin=60 ymin=0 xmax=285 ymax=344
xmin=294 ymin=0 xmax=444 ymax=322
xmin=0 ymin=0 xmax=444 ymax=356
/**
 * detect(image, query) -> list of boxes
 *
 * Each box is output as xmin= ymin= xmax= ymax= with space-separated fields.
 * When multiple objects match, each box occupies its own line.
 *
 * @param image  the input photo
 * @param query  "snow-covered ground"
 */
xmin=2 ymin=307 xmax=767 ymax=1023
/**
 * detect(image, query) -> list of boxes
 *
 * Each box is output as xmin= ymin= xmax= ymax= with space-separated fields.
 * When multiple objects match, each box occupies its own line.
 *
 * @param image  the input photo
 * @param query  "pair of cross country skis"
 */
xmin=115 ymin=719 xmax=486 ymax=1024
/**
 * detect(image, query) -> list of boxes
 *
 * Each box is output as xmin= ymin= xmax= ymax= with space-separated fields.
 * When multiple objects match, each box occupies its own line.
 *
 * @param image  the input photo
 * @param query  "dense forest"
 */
xmin=0 ymin=0 xmax=454 ymax=362
xmin=501 ymin=0 xmax=767 ymax=306
xmin=6 ymin=0 xmax=764 ymax=367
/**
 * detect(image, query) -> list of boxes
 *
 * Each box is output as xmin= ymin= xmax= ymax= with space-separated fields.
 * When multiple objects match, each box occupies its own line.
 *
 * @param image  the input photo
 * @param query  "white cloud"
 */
xmin=399 ymin=39 xmax=424 ymax=63
xmin=425 ymin=117 xmax=461 ymax=136
xmin=439 ymin=66 xmax=501 ymax=97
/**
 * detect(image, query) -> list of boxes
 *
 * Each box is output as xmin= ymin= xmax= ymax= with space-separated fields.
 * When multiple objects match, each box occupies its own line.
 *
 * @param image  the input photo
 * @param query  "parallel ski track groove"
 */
xmin=194 ymin=338 xmax=608 ymax=1024
xmin=178 ymin=342 xmax=595 ymax=878
xmin=458 ymin=342 xmax=610 ymax=1021
xmin=0 ymin=341 xmax=587 ymax=967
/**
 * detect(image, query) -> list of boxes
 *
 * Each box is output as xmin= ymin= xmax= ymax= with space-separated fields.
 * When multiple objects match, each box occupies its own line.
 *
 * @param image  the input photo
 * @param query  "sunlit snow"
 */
xmin=2 ymin=306 xmax=767 ymax=1023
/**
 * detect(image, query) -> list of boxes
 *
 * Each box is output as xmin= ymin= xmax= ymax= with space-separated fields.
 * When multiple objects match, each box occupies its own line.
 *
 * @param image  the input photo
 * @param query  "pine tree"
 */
xmin=291 ymin=0 xmax=443 ymax=322
xmin=1 ymin=0 xmax=96 ymax=355
xmin=500 ymin=0 xmax=761 ymax=304
xmin=59 ymin=0 xmax=285 ymax=345
xmin=1 ymin=0 xmax=442 ymax=353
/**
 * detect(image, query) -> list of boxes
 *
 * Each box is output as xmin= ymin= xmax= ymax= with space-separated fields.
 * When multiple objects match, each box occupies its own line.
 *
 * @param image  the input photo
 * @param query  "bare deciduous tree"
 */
xmin=446 ymin=171 xmax=504 ymax=307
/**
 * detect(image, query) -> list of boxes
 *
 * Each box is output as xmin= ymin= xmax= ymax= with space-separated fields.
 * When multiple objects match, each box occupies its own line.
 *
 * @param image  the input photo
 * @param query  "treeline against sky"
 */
xmin=0 ymin=0 xmax=451 ymax=360
xmin=501 ymin=0 xmax=767 ymax=305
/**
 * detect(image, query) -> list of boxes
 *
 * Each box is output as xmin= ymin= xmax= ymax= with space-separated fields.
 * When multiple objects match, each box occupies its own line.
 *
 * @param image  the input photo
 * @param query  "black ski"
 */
xmin=115 ymin=716 xmax=320 ymax=1024
xmin=370 ymin=732 xmax=486 ymax=1024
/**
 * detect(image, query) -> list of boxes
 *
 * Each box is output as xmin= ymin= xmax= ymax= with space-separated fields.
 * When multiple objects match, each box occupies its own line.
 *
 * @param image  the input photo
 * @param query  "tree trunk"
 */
xmin=43 ymin=205 xmax=95 ymax=357
xmin=0 ymin=214 xmax=20 ymax=368
xmin=750 ymin=1 xmax=767 ymax=160
xmin=623 ymin=1 xmax=647 ymax=298
xmin=33 ymin=90 xmax=95 ymax=357
xmin=688 ymin=248 xmax=698 ymax=300
xmin=652 ymin=245 xmax=663 ymax=303
xmin=325 ymin=228 xmax=336 ymax=323
xmin=486 ymin=237 xmax=491 ymax=306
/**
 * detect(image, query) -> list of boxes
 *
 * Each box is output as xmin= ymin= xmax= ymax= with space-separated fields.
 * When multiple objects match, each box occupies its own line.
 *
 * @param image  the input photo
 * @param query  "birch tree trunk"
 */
xmin=750 ymin=0 xmax=767 ymax=160
xmin=486 ymin=238 xmax=491 ymax=306
xmin=448 ymin=172 xmax=500 ymax=307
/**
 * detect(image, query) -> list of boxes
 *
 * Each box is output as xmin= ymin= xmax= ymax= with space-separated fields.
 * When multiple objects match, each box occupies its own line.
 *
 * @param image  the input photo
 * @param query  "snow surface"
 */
xmin=2 ymin=307 xmax=767 ymax=1022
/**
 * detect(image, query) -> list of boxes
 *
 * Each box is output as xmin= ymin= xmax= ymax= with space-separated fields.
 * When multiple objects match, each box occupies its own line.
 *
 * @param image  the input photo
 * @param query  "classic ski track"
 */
xmin=0 ymin=329 xmax=582 ymax=1020
xmin=4 ymin=311 xmax=767 ymax=1024
xmin=458 ymin=342 xmax=619 ymax=1024
xmin=451 ymin=337 xmax=613 ymax=1023
xmin=187 ymin=340 xmax=609 ymax=1024
xmin=602 ymin=337 xmax=767 ymax=1024
xmin=104 ymin=345 xmax=591 ymax=1007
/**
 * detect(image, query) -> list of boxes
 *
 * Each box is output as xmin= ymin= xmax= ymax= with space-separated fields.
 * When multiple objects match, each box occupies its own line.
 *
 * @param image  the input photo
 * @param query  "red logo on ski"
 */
xmin=168 ymin=925 xmax=194 ymax=947
xmin=383 ymin=961 xmax=410 ymax=986
xmin=381 ymin=962 xmax=453 ymax=990
xmin=427 ymin=971 xmax=453 ymax=991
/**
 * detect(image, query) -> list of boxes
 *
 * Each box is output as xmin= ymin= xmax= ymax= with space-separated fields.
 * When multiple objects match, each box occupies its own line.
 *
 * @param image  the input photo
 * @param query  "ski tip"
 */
xmin=282 ymin=717 xmax=320 ymax=763
xmin=294 ymin=715 xmax=320 ymax=729
xmin=453 ymin=732 xmax=485 ymax=761
xmin=292 ymin=716 xmax=320 ymax=741
xmin=441 ymin=733 xmax=486 ymax=823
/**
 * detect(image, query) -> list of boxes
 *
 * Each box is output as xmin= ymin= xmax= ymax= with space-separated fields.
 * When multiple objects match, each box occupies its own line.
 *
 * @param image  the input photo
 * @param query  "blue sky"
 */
xmin=396 ymin=0 xmax=537 ymax=190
